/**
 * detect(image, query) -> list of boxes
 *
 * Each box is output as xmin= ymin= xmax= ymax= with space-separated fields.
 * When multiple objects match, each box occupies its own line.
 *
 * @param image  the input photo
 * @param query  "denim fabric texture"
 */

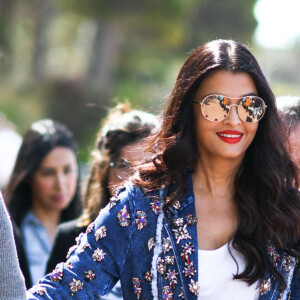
xmin=27 ymin=175 xmax=300 ymax=300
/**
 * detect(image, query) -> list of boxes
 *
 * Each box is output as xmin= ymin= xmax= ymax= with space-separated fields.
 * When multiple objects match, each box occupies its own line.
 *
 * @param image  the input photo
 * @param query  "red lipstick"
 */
xmin=216 ymin=130 xmax=243 ymax=144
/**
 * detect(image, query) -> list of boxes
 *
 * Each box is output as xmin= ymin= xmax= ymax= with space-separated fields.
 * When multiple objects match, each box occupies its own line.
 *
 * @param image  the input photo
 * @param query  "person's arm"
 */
xmin=27 ymin=185 xmax=134 ymax=299
xmin=0 ymin=192 xmax=27 ymax=300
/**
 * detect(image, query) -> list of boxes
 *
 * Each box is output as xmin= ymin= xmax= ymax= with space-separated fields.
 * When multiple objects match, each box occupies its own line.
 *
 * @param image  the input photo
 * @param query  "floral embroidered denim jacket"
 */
xmin=27 ymin=176 xmax=300 ymax=300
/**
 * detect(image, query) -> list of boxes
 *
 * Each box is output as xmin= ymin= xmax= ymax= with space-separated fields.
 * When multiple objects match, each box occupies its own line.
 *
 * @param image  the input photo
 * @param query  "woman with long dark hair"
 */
xmin=45 ymin=103 xmax=158 ymax=300
xmin=27 ymin=40 xmax=299 ymax=300
xmin=5 ymin=119 xmax=82 ymax=288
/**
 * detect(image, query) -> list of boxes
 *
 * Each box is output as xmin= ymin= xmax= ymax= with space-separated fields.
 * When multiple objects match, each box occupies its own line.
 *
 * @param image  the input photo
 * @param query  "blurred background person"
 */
xmin=277 ymin=96 xmax=300 ymax=166
xmin=0 ymin=113 xmax=22 ymax=190
xmin=0 ymin=192 xmax=26 ymax=299
xmin=46 ymin=102 xmax=158 ymax=299
xmin=4 ymin=119 xmax=82 ymax=288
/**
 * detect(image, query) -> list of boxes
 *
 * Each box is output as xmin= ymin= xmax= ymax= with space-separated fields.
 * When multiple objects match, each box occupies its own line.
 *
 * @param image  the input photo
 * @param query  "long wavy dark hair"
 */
xmin=5 ymin=119 xmax=82 ymax=226
xmin=134 ymin=40 xmax=300 ymax=290
xmin=79 ymin=102 xmax=158 ymax=225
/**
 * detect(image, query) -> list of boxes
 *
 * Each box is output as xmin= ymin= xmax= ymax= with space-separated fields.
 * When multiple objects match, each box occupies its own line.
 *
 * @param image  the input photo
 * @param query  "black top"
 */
xmin=46 ymin=219 xmax=87 ymax=274
xmin=12 ymin=220 xmax=32 ymax=289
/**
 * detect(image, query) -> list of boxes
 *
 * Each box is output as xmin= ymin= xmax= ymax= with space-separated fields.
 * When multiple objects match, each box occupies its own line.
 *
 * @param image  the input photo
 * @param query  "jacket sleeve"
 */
xmin=27 ymin=185 xmax=135 ymax=300
xmin=0 ymin=192 xmax=27 ymax=300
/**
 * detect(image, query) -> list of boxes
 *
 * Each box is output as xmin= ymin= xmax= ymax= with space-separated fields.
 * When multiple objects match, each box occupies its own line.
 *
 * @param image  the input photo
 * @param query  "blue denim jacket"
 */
xmin=27 ymin=176 xmax=300 ymax=299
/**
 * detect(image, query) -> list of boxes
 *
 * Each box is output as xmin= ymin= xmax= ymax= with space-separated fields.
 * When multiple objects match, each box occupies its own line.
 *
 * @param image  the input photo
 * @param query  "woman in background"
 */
xmin=5 ymin=119 xmax=82 ymax=288
xmin=46 ymin=103 xmax=158 ymax=299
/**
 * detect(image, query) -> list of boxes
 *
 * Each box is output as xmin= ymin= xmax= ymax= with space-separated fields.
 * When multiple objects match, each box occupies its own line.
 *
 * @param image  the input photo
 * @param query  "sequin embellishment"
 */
xmin=150 ymin=199 xmax=162 ymax=214
xmin=189 ymin=279 xmax=200 ymax=296
xmin=69 ymin=278 xmax=83 ymax=296
xmin=172 ymin=218 xmax=184 ymax=228
xmin=172 ymin=224 xmax=192 ymax=244
xmin=132 ymin=277 xmax=142 ymax=299
xmin=135 ymin=210 xmax=147 ymax=230
xmin=186 ymin=214 xmax=197 ymax=226
xmin=181 ymin=242 xmax=195 ymax=261
xmin=94 ymin=226 xmax=107 ymax=241
xmin=268 ymin=244 xmax=281 ymax=266
xmin=148 ymin=237 xmax=155 ymax=251
xmin=92 ymin=248 xmax=106 ymax=262
xmin=50 ymin=265 xmax=63 ymax=282
xmin=162 ymin=237 xmax=172 ymax=254
xmin=157 ymin=257 xmax=166 ymax=275
xmin=144 ymin=271 xmax=153 ymax=282
xmin=84 ymin=270 xmax=96 ymax=281
xmin=165 ymin=255 xmax=175 ymax=265
xmin=31 ymin=285 xmax=46 ymax=295
xmin=118 ymin=205 xmax=131 ymax=227
xmin=165 ymin=269 xmax=178 ymax=289
xmin=162 ymin=286 xmax=173 ymax=299
xmin=183 ymin=261 xmax=196 ymax=278
xmin=260 ymin=278 xmax=271 ymax=295
xmin=178 ymin=288 xmax=185 ymax=298
xmin=86 ymin=222 xmax=95 ymax=234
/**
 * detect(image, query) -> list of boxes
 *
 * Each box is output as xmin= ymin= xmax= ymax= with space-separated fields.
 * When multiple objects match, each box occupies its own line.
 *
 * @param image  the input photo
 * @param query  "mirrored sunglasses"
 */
xmin=193 ymin=94 xmax=267 ymax=123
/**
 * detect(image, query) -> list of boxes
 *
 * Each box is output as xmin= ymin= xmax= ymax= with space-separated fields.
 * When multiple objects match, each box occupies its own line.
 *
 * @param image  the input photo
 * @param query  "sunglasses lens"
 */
xmin=201 ymin=96 xmax=229 ymax=122
xmin=238 ymin=97 xmax=265 ymax=123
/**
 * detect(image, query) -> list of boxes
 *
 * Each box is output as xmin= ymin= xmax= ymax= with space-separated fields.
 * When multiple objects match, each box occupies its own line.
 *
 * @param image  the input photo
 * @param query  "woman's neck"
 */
xmin=193 ymin=156 xmax=241 ymax=198
xmin=32 ymin=202 xmax=61 ymax=244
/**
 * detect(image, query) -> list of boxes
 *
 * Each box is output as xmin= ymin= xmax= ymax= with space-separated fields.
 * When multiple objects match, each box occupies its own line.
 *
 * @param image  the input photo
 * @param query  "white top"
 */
xmin=197 ymin=242 xmax=259 ymax=300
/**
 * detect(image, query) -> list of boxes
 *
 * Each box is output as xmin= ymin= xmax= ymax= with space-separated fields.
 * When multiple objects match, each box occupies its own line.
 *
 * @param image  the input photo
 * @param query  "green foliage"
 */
xmin=1 ymin=0 xmax=259 ymax=163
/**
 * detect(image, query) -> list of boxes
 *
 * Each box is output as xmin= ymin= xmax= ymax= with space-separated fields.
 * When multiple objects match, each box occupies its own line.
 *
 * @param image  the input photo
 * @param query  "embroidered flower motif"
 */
xmin=172 ymin=224 xmax=192 ymax=244
xmin=178 ymin=287 xmax=185 ymax=298
xmin=165 ymin=269 xmax=178 ymax=289
xmin=94 ymin=226 xmax=107 ymax=241
xmin=183 ymin=261 xmax=196 ymax=278
xmin=31 ymin=285 xmax=46 ymax=295
xmin=172 ymin=218 xmax=184 ymax=228
xmin=165 ymin=255 xmax=175 ymax=265
xmin=86 ymin=222 xmax=95 ymax=234
xmin=150 ymin=199 xmax=162 ymax=214
xmin=186 ymin=214 xmax=198 ymax=226
xmin=260 ymin=277 xmax=271 ymax=295
xmin=268 ymin=244 xmax=281 ymax=266
xmin=157 ymin=257 xmax=166 ymax=275
xmin=69 ymin=278 xmax=83 ymax=296
xmin=181 ymin=242 xmax=195 ymax=261
xmin=162 ymin=237 xmax=172 ymax=254
xmin=189 ymin=279 xmax=200 ymax=296
xmin=50 ymin=265 xmax=63 ymax=282
xmin=162 ymin=286 xmax=173 ymax=299
xmin=66 ymin=245 xmax=77 ymax=259
xmin=148 ymin=237 xmax=155 ymax=251
xmin=132 ymin=277 xmax=142 ymax=299
xmin=92 ymin=248 xmax=106 ymax=262
xmin=282 ymin=254 xmax=292 ymax=273
xmin=144 ymin=271 xmax=153 ymax=282
xmin=172 ymin=200 xmax=181 ymax=210
xmin=135 ymin=210 xmax=147 ymax=230
xmin=109 ymin=195 xmax=120 ymax=209
xmin=117 ymin=205 xmax=131 ymax=227
xmin=84 ymin=270 xmax=96 ymax=281
xmin=63 ymin=261 xmax=73 ymax=269
xmin=79 ymin=242 xmax=90 ymax=253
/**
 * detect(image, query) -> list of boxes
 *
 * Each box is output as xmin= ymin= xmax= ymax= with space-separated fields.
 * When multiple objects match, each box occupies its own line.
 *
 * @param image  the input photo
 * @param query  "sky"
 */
xmin=254 ymin=0 xmax=300 ymax=49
